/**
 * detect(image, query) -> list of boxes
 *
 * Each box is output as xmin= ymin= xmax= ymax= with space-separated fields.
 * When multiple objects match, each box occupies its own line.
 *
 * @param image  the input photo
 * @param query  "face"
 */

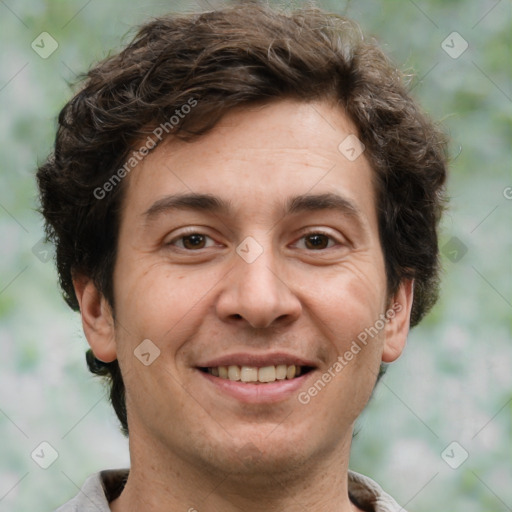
xmin=79 ymin=98 xmax=412 ymax=478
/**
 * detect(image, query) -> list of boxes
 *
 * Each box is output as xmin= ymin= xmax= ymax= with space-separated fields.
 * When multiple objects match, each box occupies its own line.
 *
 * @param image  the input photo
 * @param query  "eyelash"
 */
xmin=167 ymin=229 xmax=341 ymax=251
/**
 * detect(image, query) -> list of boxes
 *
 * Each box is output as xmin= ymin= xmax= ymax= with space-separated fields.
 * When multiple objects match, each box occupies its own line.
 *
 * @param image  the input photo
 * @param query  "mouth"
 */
xmin=194 ymin=353 xmax=318 ymax=403
xmin=197 ymin=364 xmax=315 ymax=384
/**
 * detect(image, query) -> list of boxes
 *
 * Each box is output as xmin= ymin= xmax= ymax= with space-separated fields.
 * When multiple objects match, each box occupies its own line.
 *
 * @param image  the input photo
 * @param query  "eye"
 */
xmin=168 ymin=232 xmax=217 ymax=250
xmin=294 ymin=231 xmax=340 ymax=250
xmin=166 ymin=229 xmax=342 ymax=252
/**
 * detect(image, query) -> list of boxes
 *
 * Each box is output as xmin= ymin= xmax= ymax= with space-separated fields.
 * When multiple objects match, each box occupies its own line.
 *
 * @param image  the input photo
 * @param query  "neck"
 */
xmin=110 ymin=430 xmax=362 ymax=512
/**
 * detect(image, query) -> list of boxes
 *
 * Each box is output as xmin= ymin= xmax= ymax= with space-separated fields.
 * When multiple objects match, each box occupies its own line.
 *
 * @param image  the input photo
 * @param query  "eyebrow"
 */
xmin=143 ymin=191 xmax=365 ymax=225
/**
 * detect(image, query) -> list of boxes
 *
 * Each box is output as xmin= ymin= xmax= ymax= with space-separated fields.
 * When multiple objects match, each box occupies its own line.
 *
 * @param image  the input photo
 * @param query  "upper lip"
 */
xmin=196 ymin=352 xmax=317 ymax=368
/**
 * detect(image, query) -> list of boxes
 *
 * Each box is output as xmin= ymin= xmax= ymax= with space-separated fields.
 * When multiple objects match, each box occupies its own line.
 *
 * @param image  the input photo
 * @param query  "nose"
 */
xmin=215 ymin=239 xmax=302 ymax=329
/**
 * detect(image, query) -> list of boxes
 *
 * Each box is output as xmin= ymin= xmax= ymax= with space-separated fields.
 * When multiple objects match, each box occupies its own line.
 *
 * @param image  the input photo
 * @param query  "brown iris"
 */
xmin=304 ymin=234 xmax=330 ymax=250
xmin=182 ymin=234 xmax=207 ymax=250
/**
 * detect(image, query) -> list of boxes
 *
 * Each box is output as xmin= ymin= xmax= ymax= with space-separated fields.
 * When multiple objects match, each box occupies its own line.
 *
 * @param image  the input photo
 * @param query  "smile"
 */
xmin=199 ymin=364 xmax=314 ymax=383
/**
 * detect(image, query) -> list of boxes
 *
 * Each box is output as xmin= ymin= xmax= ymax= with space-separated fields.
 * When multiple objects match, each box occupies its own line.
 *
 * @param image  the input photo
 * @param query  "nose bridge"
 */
xmin=216 ymin=233 xmax=301 ymax=329
xmin=239 ymin=238 xmax=280 ymax=293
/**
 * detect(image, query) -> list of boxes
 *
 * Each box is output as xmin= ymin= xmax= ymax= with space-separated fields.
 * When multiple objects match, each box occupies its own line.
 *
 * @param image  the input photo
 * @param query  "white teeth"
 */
xmin=207 ymin=364 xmax=303 ymax=383
xmin=240 ymin=366 xmax=258 ymax=382
xmin=228 ymin=365 xmax=241 ymax=381
xmin=286 ymin=365 xmax=296 ymax=380
xmin=258 ymin=366 xmax=276 ymax=383
xmin=275 ymin=364 xmax=287 ymax=380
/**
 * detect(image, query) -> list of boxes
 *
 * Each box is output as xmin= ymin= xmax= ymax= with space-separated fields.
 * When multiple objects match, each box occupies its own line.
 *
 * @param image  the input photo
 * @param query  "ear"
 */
xmin=381 ymin=279 xmax=414 ymax=363
xmin=73 ymin=274 xmax=117 ymax=363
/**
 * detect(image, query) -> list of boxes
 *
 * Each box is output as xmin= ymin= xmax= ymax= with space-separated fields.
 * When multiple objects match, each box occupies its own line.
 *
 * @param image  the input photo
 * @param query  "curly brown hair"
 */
xmin=36 ymin=3 xmax=447 ymax=436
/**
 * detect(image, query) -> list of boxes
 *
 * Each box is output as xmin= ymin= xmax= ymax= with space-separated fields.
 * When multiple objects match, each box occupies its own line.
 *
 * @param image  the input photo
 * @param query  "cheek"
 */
xmin=113 ymin=261 xmax=218 ymax=364
xmin=305 ymin=263 xmax=388 ymax=388
xmin=116 ymin=262 xmax=183 ymax=323
xmin=311 ymin=259 xmax=387 ymax=323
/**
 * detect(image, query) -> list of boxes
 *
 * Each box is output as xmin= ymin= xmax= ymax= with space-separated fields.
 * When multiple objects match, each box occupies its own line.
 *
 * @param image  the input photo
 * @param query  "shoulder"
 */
xmin=348 ymin=470 xmax=408 ymax=512
xmin=54 ymin=469 xmax=129 ymax=512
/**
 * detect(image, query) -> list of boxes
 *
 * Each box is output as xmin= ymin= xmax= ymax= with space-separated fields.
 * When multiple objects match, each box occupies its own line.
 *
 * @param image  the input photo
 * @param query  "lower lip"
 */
xmin=197 ymin=369 xmax=314 ymax=404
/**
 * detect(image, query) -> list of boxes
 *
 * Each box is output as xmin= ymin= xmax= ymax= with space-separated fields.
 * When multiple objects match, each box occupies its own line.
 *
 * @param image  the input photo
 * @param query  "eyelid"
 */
xmin=291 ymin=228 xmax=343 ymax=249
xmin=165 ymin=227 xmax=219 ymax=249
xmin=166 ymin=227 xmax=345 ymax=251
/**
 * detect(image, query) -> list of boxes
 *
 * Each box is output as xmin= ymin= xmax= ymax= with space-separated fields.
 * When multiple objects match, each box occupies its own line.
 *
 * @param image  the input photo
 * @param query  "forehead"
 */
xmin=123 ymin=98 xmax=376 ymax=224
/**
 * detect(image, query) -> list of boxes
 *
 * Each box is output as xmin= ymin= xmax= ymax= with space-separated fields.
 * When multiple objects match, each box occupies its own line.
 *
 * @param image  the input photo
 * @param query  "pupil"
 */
xmin=182 ymin=234 xmax=328 ymax=250
xmin=306 ymin=234 xmax=327 ymax=249
xmin=184 ymin=234 xmax=205 ymax=249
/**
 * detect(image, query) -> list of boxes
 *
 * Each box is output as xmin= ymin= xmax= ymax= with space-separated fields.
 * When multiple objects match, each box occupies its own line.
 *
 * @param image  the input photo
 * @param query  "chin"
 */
xmin=204 ymin=429 xmax=316 ymax=478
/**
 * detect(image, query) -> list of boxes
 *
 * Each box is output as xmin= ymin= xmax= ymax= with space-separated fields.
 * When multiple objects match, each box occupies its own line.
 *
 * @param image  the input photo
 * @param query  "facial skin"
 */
xmin=74 ymin=98 xmax=413 ymax=512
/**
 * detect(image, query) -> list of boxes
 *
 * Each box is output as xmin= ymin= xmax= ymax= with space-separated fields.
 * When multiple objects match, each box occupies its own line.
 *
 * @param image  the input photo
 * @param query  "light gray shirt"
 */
xmin=55 ymin=469 xmax=407 ymax=511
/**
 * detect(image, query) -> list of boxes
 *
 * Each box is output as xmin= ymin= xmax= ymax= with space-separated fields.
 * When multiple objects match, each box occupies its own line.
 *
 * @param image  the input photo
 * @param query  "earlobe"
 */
xmin=73 ymin=275 xmax=117 ymax=363
xmin=381 ymin=279 xmax=414 ymax=363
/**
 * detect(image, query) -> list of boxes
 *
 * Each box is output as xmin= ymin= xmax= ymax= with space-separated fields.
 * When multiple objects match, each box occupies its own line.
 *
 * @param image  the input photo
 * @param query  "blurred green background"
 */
xmin=0 ymin=0 xmax=510 ymax=510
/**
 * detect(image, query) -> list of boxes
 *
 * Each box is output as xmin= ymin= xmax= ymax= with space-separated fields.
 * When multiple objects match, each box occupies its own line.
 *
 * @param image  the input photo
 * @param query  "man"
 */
xmin=37 ymin=3 xmax=447 ymax=511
